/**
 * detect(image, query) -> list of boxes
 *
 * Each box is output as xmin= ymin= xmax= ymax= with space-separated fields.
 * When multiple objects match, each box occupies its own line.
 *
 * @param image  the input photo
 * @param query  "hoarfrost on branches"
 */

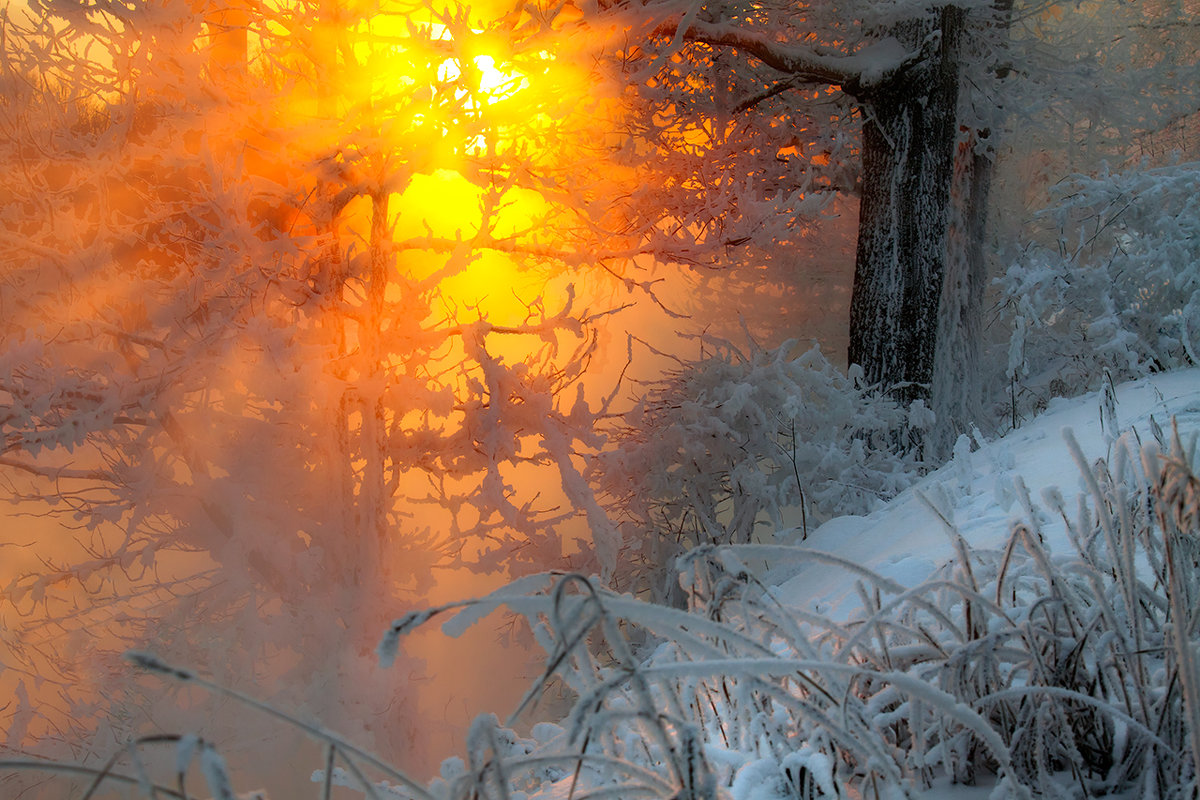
xmin=997 ymin=161 xmax=1200 ymax=422
xmin=596 ymin=339 xmax=925 ymax=603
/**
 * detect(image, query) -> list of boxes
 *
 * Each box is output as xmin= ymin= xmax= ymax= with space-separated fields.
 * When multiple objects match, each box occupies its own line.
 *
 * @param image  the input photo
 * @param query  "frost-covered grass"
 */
xmin=415 ymin=422 xmax=1198 ymax=800
xmin=10 ymin=402 xmax=1198 ymax=800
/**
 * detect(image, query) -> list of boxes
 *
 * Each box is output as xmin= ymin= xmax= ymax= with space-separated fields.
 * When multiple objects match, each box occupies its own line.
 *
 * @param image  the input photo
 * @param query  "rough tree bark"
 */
xmin=931 ymin=0 xmax=1015 ymax=457
xmin=848 ymin=7 xmax=965 ymax=407
xmin=671 ymin=5 xmax=970 ymax=414
xmin=931 ymin=129 xmax=993 ymax=455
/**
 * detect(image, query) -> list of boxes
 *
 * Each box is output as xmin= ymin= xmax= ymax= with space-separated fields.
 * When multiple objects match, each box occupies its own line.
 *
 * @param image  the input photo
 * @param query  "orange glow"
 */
xmin=0 ymin=0 xmax=640 ymax=784
xmin=319 ymin=3 xmax=601 ymax=312
xmin=390 ymin=170 xmax=558 ymax=327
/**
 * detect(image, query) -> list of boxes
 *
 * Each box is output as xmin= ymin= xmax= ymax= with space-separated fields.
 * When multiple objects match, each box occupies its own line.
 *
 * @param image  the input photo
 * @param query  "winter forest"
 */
xmin=1 ymin=0 xmax=1199 ymax=797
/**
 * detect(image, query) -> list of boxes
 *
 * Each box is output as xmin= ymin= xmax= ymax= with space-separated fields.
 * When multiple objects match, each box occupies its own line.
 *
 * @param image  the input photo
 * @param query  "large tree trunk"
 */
xmin=848 ymin=7 xmax=965 ymax=409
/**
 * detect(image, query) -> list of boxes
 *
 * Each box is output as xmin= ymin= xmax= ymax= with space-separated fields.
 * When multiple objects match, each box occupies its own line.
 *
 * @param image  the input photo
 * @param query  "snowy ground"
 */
xmin=771 ymin=368 xmax=1200 ymax=620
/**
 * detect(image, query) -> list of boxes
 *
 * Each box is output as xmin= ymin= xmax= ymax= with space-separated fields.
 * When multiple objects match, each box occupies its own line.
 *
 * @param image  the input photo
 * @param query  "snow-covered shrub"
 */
xmin=596 ymin=339 xmax=926 ymax=604
xmin=997 ymin=161 xmax=1200 ymax=423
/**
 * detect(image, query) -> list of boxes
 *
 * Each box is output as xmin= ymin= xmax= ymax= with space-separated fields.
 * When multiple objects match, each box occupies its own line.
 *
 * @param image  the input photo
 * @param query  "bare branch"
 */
xmin=732 ymin=75 xmax=803 ymax=115
xmin=0 ymin=457 xmax=111 ymax=482
xmin=655 ymin=19 xmax=915 ymax=92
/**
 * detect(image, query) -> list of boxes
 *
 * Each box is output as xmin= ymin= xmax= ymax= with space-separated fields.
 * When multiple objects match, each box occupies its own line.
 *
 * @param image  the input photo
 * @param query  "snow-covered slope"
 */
xmin=773 ymin=368 xmax=1200 ymax=618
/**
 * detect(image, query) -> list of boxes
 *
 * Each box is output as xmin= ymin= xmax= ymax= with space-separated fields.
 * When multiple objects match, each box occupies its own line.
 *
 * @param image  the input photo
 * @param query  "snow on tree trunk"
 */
xmin=931 ymin=0 xmax=1014 ymax=459
xmin=848 ymin=7 xmax=965 ymax=410
xmin=931 ymin=129 xmax=993 ymax=458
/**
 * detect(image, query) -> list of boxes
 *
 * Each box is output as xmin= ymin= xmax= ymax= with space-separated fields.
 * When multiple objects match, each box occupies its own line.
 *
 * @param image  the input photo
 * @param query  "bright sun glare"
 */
xmin=364 ymin=15 xmax=577 ymax=329
xmin=437 ymin=48 xmax=531 ymax=102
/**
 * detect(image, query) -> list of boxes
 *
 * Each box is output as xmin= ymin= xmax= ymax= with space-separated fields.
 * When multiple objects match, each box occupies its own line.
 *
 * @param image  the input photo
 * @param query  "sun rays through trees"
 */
xmin=0 ymin=0 xmax=640 ymax=782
